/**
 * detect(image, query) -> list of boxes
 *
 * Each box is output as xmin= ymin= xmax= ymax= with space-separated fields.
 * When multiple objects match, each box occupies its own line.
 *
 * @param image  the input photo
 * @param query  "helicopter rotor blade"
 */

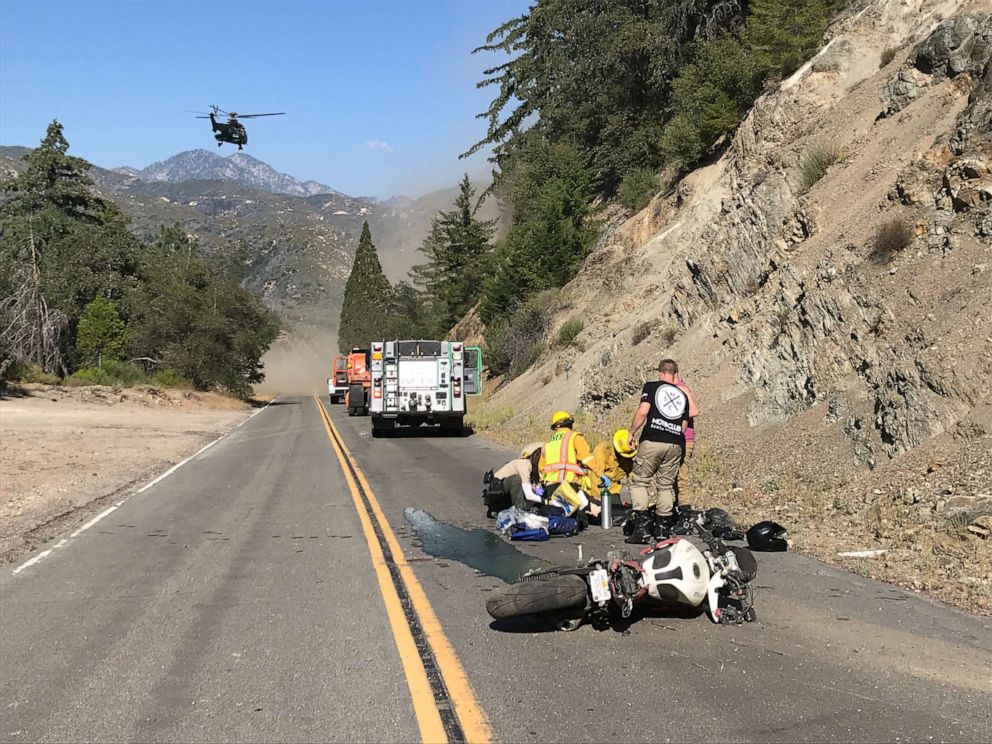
xmin=210 ymin=105 xmax=231 ymax=116
xmin=237 ymin=112 xmax=287 ymax=118
xmin=184 ymin=109 xmax=213 ymax=116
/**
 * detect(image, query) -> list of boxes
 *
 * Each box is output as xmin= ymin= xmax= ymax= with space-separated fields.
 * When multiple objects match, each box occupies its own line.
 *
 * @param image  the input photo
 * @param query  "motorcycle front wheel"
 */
xmin=486 ymin=574 xmax=588 ymax=620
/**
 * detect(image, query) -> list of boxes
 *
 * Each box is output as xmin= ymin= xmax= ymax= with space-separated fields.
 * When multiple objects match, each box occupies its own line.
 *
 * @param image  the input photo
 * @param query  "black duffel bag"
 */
xmin=482 ymin=470 xmax=511 ymax=518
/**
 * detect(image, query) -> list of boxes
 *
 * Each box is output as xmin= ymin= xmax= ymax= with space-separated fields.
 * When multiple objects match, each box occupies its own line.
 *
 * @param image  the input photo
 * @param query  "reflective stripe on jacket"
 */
xmin=541 ymin=430 xmax=585 ymax=484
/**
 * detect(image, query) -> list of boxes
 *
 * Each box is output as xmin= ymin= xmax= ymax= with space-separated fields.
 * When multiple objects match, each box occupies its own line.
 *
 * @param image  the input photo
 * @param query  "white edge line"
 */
xmin=11 ymin=395 xmax=279 ymax=576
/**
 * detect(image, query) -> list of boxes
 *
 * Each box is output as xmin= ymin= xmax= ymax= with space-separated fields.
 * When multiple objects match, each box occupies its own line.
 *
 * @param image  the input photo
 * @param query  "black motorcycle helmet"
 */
xmin=746 ymin=520 xmax=789 ymax=551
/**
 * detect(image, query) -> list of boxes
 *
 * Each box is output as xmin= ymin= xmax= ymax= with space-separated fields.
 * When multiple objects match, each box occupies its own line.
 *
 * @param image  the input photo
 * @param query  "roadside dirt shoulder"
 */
xmin=0 ymin=384 xmax=252 ymax=563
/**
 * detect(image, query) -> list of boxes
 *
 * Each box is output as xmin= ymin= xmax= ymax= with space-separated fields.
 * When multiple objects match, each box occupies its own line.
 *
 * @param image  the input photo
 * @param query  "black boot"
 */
xmin=622 ymin=510 xmax=642 ymax=536
xmin=624 ymin=511 xmax=656 ymax=544
xmin=654 ymin=513 xmax=677 ymax=539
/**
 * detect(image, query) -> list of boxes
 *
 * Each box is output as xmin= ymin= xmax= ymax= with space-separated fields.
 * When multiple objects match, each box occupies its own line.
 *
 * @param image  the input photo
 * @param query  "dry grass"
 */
xmin=871 ymin=215 xmax=914 ymax=263
xmin=879 ymin=47 xmax=897 ymax=68
xmin=659 ymin=324 xmax=678 ymax=346
xmin=632 ymin=320 xmax=652 ymax=345
xmin=799 ymin=141 xmax=842 ymax=192
xmin=466 ymin=403 xmax=516 ymax=431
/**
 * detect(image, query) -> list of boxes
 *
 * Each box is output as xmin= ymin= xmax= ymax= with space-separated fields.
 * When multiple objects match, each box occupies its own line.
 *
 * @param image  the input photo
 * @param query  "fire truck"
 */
xmin=327 ymin=355 xmax=348 ymax=404
xmin=343 ymin=348 xmax=371 ymax=416
xmin=368 ymin=340 xmax=482 ymax=436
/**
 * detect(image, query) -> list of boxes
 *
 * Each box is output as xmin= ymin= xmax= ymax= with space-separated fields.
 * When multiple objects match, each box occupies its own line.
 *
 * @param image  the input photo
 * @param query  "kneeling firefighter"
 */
xmin=538 ymin=411 xmax=597 ymax=516
xmin=581 ymin=429 xmax=637 ymax=518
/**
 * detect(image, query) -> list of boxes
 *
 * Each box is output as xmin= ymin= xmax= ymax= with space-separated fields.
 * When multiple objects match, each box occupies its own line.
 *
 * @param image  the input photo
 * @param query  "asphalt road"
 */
xmin=2 ymin=396 xmax=990 ymax=743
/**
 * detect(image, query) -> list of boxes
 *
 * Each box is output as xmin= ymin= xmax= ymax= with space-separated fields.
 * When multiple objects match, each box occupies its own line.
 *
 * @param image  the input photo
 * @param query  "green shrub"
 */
xmin=6 ymin=362 xmax=61 ymax=385
xmin=151 ymin=368 xmax=193 ymax=389
xmin=64 ymin=361 xmax=149 ymax=387
xmin=75 ymin=296 xmax=125 ymax=368
xmin=556 ymin=317 xmax=584 ymax=347
xmin=660 ymin=113 xmax=708 ymax=166
xmin=100 ymin=359 xmax=148 ymax=386
xmin=871 ymin=216 xmax=914 ymax=263
xmin=484 ymin=290 xmax=559 ymax=378
xmin=618 ymin=169 xmax=659 ymax=212
xmin=65 ymin=367 xmax=115 ymax=387
xmin=799 ymin=141 xmax=841 ymax=192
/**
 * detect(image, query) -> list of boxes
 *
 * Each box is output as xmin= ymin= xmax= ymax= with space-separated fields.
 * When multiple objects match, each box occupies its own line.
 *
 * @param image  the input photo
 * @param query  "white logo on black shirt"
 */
xmin=654 ymin=384 xmax=686 ymax=419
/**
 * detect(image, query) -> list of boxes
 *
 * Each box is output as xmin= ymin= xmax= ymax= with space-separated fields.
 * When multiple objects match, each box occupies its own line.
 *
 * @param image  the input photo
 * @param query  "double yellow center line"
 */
xmin=313 ymin=397 xmax=491 ymax=744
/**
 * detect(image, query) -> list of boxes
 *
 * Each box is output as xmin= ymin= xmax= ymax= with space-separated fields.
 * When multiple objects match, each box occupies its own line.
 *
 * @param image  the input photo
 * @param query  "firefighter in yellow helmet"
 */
xmin=538 ymin=411 xmax=595 ymax=503
xmin=582 ymin=429 xmax=637 ymax=510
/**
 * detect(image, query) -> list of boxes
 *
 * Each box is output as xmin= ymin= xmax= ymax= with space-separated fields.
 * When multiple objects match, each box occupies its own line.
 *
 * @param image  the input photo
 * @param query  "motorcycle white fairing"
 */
xmin=639 ymin=538 xmax=709 ymax=607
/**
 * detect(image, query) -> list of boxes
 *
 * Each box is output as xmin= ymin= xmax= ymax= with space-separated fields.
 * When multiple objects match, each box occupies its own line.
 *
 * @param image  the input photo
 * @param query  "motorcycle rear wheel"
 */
xmin=486 ymin=574 xmax=588 ymax=620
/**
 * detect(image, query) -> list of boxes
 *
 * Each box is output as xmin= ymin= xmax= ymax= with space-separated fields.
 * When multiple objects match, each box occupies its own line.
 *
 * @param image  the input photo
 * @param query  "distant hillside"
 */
xmin=0 ymin=145 xmax=499 ymax=336
xmin=368 ymin=183 xmax=501 ymax=281
xmin=117 ymin=150 xmax=340 ymax=198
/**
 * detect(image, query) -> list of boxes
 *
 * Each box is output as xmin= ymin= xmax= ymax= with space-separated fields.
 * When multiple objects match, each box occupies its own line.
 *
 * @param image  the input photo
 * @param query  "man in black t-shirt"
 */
xmin=624 ymin=358 xmax=698 ymax=543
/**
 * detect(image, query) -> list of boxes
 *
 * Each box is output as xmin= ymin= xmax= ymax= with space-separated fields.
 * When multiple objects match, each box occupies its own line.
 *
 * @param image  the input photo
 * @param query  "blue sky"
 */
xmin=0 ymin=0 xmax=530 ymax=198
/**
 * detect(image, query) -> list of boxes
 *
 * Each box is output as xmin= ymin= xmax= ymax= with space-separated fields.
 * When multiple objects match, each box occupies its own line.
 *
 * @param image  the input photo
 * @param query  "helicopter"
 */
xmin=188 ymin=105 xmax=285 ymax=149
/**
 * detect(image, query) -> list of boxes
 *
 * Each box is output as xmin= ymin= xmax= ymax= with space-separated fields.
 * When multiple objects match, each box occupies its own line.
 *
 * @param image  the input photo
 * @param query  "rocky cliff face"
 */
xmin=474 ymin=0 xmax=992 ymax=612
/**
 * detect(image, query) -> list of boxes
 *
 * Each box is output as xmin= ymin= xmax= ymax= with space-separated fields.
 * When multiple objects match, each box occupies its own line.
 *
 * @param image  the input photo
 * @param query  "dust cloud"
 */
xmin=255 ymin=325 xmax=337 ymax=397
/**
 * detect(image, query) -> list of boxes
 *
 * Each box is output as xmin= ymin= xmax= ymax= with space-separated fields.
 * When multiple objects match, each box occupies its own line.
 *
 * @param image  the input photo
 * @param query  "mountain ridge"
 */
xmin=115 ymin=149 xmax=342 ymax=198
xmin=0 ymin=144 xmax=499 ymax=337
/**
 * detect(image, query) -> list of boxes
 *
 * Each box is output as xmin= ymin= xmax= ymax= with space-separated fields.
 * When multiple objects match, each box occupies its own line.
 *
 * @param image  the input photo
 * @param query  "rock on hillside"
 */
xmin=475 ymin=0 xmax=992 ymax=612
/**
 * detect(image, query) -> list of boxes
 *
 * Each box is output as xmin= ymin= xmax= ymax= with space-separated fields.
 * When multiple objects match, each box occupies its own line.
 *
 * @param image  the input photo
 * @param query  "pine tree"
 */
xmin=2 ymin=120 xmax=98 ymax=217
xmin=76 ymin=295 xmax=125 ymax=367
xmin=0 ymin=121 xmax=138 ymax=374
xmin=412 ymin=175 xmax=495 ymax=332
xmin=745 ymin=0 xmax=844 ymax=79
xmin=337 ymin=222 xmax=394 ymax=351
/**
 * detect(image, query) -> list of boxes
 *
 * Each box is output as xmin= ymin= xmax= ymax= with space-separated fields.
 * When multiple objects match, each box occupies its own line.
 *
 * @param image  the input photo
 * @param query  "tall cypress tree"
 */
xmin=337 ymin=221 xmax=393 ymax=351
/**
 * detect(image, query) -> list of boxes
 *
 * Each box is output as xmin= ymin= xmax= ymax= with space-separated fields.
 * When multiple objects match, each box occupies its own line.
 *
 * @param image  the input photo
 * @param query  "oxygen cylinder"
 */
xmin=600 ymin=486 xmax=611 ymax=531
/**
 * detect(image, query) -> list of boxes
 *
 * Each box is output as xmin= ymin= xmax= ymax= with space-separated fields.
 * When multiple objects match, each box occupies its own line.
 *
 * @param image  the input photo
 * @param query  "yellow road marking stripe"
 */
xmin=315 ymin=397 xmax=492 ymax=743
xmin=341 ymin=433 xmax=493 ymax=742
xmin=314 ymin=398 xmax=448 ymax=743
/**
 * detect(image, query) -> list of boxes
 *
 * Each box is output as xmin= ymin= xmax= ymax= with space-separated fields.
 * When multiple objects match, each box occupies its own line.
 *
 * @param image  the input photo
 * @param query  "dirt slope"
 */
xmin=471 ymin=0 xmax=992 ymax=613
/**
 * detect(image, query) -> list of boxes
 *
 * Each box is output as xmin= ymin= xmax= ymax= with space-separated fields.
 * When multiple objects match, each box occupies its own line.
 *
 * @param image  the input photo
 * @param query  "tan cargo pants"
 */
xmin=629 ymin=440 xmax=682 ymax=516
xmin=676 ymin=439 xmax=695 ymax=501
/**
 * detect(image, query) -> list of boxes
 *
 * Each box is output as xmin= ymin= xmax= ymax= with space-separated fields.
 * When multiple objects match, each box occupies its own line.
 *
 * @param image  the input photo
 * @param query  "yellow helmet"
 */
xmin=613 ymin=429 xmax=637 ymax=458
xmin=550 ymin=410 xmax=574 ymax=428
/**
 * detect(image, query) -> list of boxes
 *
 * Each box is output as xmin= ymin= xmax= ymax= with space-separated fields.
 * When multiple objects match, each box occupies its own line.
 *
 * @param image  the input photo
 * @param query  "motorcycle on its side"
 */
xmin=486 ymin=522 xmax=759 ymax=631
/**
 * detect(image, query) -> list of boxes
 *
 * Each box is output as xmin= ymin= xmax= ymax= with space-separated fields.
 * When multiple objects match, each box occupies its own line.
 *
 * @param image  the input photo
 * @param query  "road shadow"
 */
xmin=375 ymin=425 xmax=475 ymax=439
xmin=0 ymin=383 xmax=31 ymax=400
xmin=488 ymin=605 xmax=705 ymax=634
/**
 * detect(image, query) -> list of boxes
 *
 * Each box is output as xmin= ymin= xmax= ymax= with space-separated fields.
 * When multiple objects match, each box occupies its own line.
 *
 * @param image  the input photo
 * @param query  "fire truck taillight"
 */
xmin=453 ymin=378 xmax=462 ymax=398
